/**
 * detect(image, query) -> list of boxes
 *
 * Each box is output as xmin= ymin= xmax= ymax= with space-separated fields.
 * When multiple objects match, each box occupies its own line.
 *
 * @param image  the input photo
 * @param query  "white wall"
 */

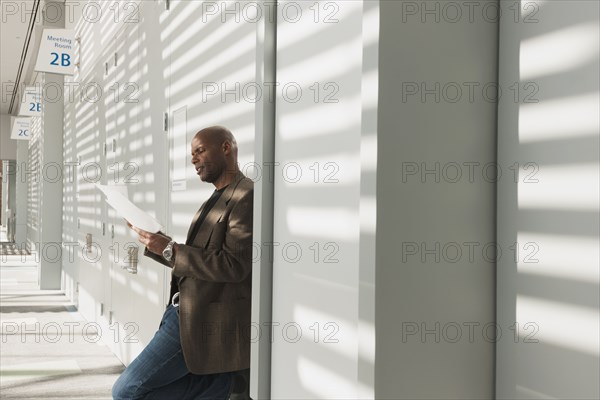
xmin=496 ymin=1 xmax=600 ymax=398
xmin=15 ymin=141 xmax=28 ymax=246
xmin=271 ymin=1 xmax=374 ymax=398
xmin=0 ymin=114 xmax=17 ymax=160
xmin=1 ymin=160 xmax=8 ymax=227
xmin=1 ymin=160 xmax=17 ymax=234
xmin=0 ymin=117 xmax=18 ymax=233
xmin=376 ymin=0 xmax=498 ymax=398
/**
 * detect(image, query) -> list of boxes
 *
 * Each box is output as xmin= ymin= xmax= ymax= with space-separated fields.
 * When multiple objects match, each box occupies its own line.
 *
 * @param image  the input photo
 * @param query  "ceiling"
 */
xmin=0 ymin=0 xmax=45 ymax=116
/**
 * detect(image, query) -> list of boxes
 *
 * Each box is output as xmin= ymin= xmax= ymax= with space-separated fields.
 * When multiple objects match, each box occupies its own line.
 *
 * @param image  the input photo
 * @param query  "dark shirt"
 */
xmin=172 ymin=186 xmax=227 ymax=292
xmin=185 ymin=186 xmax=227 ymax=245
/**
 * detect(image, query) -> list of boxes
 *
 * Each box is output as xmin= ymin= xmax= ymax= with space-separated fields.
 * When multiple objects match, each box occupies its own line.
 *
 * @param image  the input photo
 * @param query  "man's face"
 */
xmin=190 ymin=135 xmax=226 ymax=183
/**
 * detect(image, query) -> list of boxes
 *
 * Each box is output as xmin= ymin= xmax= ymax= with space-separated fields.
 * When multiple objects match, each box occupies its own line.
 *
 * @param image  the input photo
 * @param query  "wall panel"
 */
xmin=376 ymin=0 xmax=498 ymax=397
xmin=272 ymin=1 xmax=365 ymax=398
xmin=496 ymin=1 xmax=600 ymax=398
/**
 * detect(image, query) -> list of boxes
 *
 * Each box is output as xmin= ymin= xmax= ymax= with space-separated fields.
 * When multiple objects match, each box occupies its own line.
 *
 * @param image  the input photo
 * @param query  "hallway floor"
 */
xmin=0 ymin=229 xmax=124 ymax=399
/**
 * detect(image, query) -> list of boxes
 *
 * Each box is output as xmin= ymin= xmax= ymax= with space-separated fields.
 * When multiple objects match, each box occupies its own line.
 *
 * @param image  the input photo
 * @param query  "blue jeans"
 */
xmin=112 ymin=305 xmax=233 ymax=399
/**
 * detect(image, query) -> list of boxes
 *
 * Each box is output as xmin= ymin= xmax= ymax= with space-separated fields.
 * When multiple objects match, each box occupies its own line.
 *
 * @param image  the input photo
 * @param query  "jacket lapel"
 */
xmin=185 ymin=204 xmax=205 ymax=242
xmin=185 ymin=171 xmax=246 ymax=247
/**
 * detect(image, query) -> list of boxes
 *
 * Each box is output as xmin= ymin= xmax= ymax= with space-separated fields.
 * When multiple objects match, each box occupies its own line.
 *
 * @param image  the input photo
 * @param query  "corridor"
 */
xmin=1 ymin=228 xmax=123 ymax=399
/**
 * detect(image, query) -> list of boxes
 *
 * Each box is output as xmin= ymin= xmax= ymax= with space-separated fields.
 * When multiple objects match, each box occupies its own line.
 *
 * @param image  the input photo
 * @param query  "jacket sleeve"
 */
xmin=143 ymin=247 xmax=174 ymax=268
xmin=142 ymin=231 xmax=174 ymax=268
xmin=172 ymin=188 xmax=253 ymax=283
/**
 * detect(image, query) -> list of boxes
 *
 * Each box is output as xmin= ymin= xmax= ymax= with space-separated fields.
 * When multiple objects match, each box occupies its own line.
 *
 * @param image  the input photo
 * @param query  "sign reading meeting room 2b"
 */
xmin=18 ymin=86 xmax=42 ymax=116
xmin=34 ymin=29 xmax=76 ymax=75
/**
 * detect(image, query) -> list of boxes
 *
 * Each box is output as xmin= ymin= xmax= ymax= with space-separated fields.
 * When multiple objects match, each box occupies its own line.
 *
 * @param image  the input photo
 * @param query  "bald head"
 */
xmin=190 ymin=126 xmax=240 ymax=189
xmin=194 ymin=126 xmax=238 ymax=157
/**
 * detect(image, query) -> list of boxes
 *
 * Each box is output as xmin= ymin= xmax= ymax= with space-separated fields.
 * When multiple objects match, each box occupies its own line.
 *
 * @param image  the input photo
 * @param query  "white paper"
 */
xmin=95 ymin=184 xmax=163 ymax=233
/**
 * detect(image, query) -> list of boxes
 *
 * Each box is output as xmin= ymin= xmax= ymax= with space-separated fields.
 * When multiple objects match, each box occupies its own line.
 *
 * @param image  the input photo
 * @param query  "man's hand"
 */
xmin=126 ymin=220 xmax=172 ymax=256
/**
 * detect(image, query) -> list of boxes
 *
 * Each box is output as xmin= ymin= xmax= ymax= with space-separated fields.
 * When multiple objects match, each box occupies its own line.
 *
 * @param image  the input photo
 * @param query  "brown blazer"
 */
xmin=144 ymin=171 xmax=253 ymax=374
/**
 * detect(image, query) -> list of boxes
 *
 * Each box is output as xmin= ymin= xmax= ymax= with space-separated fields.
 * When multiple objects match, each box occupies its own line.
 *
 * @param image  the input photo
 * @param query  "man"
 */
xmin=112 ymin=126 xmax=253 ymax=399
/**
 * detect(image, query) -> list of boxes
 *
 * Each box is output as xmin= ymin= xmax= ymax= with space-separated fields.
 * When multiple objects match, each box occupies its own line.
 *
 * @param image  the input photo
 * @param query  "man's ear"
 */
xmin=222 ymin=140 xmax=232 ymax=155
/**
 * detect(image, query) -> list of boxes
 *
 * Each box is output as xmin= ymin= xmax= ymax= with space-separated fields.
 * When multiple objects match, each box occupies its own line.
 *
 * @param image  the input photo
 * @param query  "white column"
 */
xmin=15 ymin=141 xmax=28 ymax=246
xmin=1 ymin=160 xmax=9 ymax=227
xmin=250 ymin=1 xmax=277 ymax=398
xmin=271 ymin=1 xmax=365 ymax=398
xmin=38 ymin=71 xmax=64 ymax=289
xmin=376 ymin=0 xmax=498 ymax=397
xmin=38 ymin=0 xmax=65 ymax=289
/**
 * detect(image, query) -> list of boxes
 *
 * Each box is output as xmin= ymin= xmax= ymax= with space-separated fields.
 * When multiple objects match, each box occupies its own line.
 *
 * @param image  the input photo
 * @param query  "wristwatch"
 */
xmin=162 ymin=240 xmax=176 ymax=262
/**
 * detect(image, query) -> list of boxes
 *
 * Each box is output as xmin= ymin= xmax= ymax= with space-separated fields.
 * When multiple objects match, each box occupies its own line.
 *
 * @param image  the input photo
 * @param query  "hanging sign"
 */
xmin=11 ymin=117 xmax=32 ymax=140
xmin=34 ymin=29 xmax=76 ymax=75
xmin=18 ymin=85 xmax=42 ymax=116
